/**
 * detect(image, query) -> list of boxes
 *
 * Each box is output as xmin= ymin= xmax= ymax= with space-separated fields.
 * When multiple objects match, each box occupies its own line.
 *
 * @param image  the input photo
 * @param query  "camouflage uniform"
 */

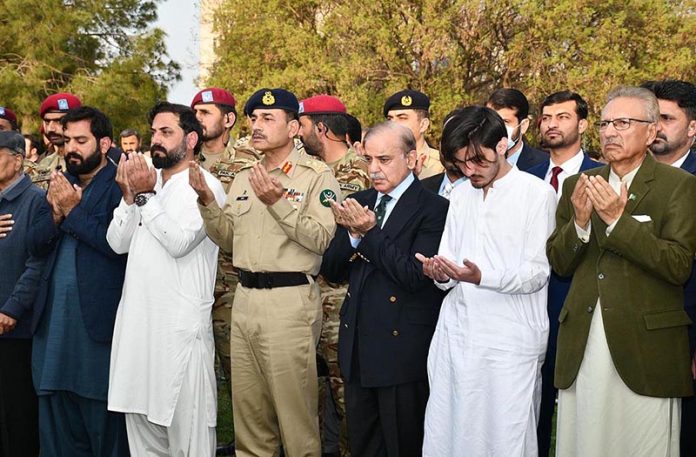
xmin=25 ymin=151 xmax=66 ymax=190
xmin=317 ymin=147 xmax=370 ymax=456
xmin=199 ymin=136 xmax=261 ymax=383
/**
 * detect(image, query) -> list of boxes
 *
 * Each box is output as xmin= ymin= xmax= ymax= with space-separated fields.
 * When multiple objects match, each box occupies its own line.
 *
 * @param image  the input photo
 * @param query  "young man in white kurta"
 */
xmin=106 ymin=102 xmax=226 ymax=456
xmin=418 ymin=106 xmax=556 ymax=457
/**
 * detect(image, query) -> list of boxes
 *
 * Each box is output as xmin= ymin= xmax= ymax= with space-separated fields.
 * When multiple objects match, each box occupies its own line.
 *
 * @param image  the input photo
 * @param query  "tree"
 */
xmin=0 ymin=0 xmax=179 ymax=139
xmin=207 ymin=0 xmax=696 ymax=151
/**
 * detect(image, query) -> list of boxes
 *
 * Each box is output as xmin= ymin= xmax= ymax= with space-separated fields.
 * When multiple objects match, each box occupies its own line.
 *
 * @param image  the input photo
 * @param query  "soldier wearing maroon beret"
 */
xmin=298 ymin=95 xmax=369 ymax=455
xmin=0 ymin=107 xmax=18 ymax=132
xmin=36 ymin=93 xmax=82 ymax=178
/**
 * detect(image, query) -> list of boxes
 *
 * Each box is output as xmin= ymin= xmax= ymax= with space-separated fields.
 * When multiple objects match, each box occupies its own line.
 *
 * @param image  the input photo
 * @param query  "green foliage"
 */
xmin=208 ymin=0 xmax=696 ymax=151
xmin=0 ymin=0 xmax=180 ymax=139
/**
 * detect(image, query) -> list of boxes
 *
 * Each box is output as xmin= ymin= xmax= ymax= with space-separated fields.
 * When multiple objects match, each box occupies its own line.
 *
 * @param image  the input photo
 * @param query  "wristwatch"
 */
xmin=134 ymin=191 xmax=156 ymax=207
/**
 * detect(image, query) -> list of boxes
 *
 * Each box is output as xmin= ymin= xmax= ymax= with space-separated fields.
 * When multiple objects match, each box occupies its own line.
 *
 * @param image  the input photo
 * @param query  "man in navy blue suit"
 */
xmin=321 ymin=121 xmax=448 ymax=456
xmin=30 ymin=106 xmax=129 ymax=456
xmin=486 ymin=88 xmax=548 ymax=171
xmin=526 ymin=91 xmax=601 ymax=456
xmin=642 ymin=79 xmax=696 ymax=457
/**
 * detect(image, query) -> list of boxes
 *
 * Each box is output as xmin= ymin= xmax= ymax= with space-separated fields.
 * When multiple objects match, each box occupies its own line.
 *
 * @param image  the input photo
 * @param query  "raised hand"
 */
xmin=188 ymin=161 xmax=216 ymax=206
xmin=584 ymin=175 xmax=628 ymax=226
xmin=248 ymin=163 xmax=284 ymax=205
xmin=571 ymin=174 xmax=593 ymax=229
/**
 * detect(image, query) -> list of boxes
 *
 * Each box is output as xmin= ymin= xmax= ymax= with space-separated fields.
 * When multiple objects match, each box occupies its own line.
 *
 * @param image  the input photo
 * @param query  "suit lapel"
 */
xmin=680 ymin=150 xmax=696 ymax=174
xmin=380 ymin=179 xmax=421 ymax=239
xmin=623 ymin=155 xmax=656 ymax=215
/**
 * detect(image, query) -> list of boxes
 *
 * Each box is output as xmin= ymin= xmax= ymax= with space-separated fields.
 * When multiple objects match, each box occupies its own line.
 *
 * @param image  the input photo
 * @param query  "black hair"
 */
xmin=344 ymin=114 xmax=362 ymax=144
xmin=641 ymin=79 xmax=696 ymax=121
xmin=441 ymin=106 xmax=507 ymax=165
xmin=148 ymin=101 xmax=203 ymax=155
xmin=307 ymin=113 xmax=350 ymax=139
xmin=486 ymin=88 xmax=529 ymax=122
xmin=60 ymin=106 xmax=113 ymax=142
xmin=23 ymin=133 xmax=45 ymax=156
xmin=120 ymin=128 xmax=141 ymax=140
xmin=540 ymin=91 xmax=589 ymax=120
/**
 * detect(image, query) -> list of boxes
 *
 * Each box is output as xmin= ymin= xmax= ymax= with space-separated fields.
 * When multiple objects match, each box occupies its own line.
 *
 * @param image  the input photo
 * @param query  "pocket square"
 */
xmin=632 ymin=215 xmax=652 ymax=222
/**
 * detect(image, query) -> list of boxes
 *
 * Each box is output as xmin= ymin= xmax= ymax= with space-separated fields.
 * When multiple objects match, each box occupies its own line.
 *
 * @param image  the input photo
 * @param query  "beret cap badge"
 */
xmin=262 ymin=91 xmax=276 ymax=106
xmin=401 ymin=95 xmax=413 ymax=107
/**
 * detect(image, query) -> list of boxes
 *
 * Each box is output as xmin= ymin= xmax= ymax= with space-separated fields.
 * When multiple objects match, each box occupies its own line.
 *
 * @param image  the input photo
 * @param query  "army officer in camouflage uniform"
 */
xmin=298 ymin=94 xmax=370 ymax=456
xmin=191 ymin=88 xmax=261 ymax=390
xmin=190 ymin=88 xmax=341 ymax=457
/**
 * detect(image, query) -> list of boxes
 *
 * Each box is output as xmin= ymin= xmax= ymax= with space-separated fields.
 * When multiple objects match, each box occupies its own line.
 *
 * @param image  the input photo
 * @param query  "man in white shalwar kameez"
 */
xmin=417 ymin=106 xmax=556 ymax=457
xmin=106 ymin=102 xmax=226 ymax=456
xmin=548 ymin=87 xmax=696 ymax=457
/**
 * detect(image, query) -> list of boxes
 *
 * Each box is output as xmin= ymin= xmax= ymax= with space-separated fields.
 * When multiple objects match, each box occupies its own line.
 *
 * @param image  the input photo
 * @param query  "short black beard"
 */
xmin=65 ymin=149 xmax=103 ymax=176
xmin=151 ymin=143 xmax=187 ymax=169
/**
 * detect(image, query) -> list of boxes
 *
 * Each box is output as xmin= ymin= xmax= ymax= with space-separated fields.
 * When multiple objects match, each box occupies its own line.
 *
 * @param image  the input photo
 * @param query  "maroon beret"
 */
xmin=39 ymin=93 xmax=82 ymax=118
xmin=0 ymin=107 xmax=17 ymax=124
xmin=299 ymin=95 xmax=347 ymax=116
xmin=190 ymin=88 xmax=237 ymax=110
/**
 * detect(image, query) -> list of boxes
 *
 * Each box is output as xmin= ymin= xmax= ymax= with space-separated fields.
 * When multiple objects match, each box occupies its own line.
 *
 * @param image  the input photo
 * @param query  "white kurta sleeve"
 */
xmin=140 ymin=176 xmax=226 ymax=259
xmin=107 ymin=199 xmax=139 ymax=254
xmin=434 ymin=195 xmax=459 ymax=291
xmin=478 ymin=190 xmax=556 ymax=294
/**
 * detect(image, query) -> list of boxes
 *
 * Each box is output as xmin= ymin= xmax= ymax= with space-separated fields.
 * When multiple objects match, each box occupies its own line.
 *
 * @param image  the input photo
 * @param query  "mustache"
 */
xmin=65 ymin=152 xmax=83 ymax=162
xmin=370 ymin=173 xmax=386 ymax=180
xmin=150 ymin=144 xmax=167 ymax=155
xmin=655 ymin=132 xmax=668 ymax=141
xmin=252 ymin=130 xmax=266 ymax=139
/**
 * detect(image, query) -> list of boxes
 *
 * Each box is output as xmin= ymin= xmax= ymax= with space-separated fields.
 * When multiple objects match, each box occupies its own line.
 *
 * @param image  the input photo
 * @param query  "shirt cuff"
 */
xmin=349 ymin=233 xmax=362 ymax=248
xmin=605 ymin=219 xmax=619 ymax=237
xmin=478 ymin=268 xmax=501 ymax=290
xmin=574 ymin=220 xmax=591 ymax=243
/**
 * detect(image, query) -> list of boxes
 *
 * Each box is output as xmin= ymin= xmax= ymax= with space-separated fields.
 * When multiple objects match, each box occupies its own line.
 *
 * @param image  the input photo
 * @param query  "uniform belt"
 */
xmin=238 ymin=270 xmax=309 ymax=289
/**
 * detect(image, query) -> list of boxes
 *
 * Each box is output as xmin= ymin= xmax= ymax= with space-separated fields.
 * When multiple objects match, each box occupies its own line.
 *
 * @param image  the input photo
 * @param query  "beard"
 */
xmin=151 ymin=141 xmax=187 ymax=169
xmin=649 ymin=133 xmax=686 ymax=156
xmin=46 ymin=132 xmax=65 ymax=147
xmin=301 ymin=132 xmax=323 ymax=157
xmin=541 ymin=129 xmax=579 ymax=149
xmin=65 ymin=148 xmax=103 ymax=176
xmin=202 ymin=123 xmax=225 ymax=141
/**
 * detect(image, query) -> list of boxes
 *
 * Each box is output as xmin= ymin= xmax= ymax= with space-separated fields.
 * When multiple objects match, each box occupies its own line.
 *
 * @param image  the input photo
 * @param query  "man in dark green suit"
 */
xmin=547 ymin=86 xmax=696 ymax=457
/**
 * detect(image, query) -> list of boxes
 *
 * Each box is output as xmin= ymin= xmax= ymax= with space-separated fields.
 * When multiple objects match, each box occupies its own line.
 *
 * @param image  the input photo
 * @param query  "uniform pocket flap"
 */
xmin=643 ymin=310 xmax=692 ymax=330
xmin=558 ymin=307 xmax=569 ymax=323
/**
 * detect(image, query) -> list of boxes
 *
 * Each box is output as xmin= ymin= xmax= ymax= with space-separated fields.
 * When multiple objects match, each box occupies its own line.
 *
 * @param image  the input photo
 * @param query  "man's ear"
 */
xmin=186 ymin=131 xmax=199 ymax=151
xmin=578 ymin=119 xmax=588 ymax=135
xmin=99 ymin=137 xmax=112 ymax=154
xmin=419 ymin=117 xmax=430 ymax=135
xmin=687 ymin=119 xmax=696 ymax=139
xmin=519 ymin=117 xmax=530 ymax=136
xmin=225 ymin=112 xmax=236 ymax=130
xmin=287 ymin=118 xmax=300 ymax=138
xmin=406 ymin=149 xmax=418 ymax=170
xmin=495 ymin=137 xmax=508 ymax=156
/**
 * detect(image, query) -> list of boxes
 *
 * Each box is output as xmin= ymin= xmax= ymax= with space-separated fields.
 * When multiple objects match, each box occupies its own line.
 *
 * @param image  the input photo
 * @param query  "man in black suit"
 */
xmin=642 ymin=79 xmax=696 ymax=457
xmin=526 ymin=91 xmax=602 ymax=456
xmin=486 ymin=88 xmax=548 ymax=171
xmin=321 ymin=121 xmax=448 ymax=456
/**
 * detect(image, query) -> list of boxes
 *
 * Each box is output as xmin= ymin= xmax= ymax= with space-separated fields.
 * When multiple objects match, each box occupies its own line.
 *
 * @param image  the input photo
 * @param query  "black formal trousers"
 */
xmin=345 ymin=337 xmax=429 ymax=457
xmin=0 ymin=338 xmax=39 ymax=457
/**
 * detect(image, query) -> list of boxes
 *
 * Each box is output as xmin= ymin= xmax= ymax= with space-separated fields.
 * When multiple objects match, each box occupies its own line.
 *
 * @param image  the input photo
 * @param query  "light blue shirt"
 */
xmin=438 ymin=174 xmax=467 ymax=198
xmin=350 ymin=172 xmax=415 ymax=247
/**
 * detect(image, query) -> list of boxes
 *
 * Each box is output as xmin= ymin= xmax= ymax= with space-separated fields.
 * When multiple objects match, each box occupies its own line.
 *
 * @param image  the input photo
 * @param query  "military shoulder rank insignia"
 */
xmin=281 ymin=161 xmax=293 ymax=174
xmin=401 ymin=95 xmax=412 ymax=106
xmin=319 ymin=189 xmax=337 ymax=207
xmin=262 ymin=91 xmax=275 ymax=105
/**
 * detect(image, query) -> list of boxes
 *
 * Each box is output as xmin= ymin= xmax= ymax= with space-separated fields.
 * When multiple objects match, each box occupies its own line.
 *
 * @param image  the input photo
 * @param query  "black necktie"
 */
xmin=374 ymin=194 xmax=392 ymax=228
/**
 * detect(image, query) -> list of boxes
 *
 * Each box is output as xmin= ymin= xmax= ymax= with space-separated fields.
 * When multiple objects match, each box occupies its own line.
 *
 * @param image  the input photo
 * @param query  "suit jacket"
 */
xmin=527 ymin=154 xmax=603 ymax=353
xmin=30 ymin=161 xmax=127 ymax=343
xmin=548 ymin=154 xmax=696 ymax=397
xmin=680 ymin=150 xmax=696 ymax=355
xmin=419 ymin=172 xmax=444 ymax=194
xmin=516 ymin=142 xmax=548 ymax=171
xmin=321 ymin=178 xmax=448 ymax=387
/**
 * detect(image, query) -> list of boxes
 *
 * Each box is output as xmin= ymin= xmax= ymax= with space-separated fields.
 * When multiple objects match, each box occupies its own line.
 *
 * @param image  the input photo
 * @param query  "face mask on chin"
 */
xmin=505 ymin=124 xmax=519 ymax=151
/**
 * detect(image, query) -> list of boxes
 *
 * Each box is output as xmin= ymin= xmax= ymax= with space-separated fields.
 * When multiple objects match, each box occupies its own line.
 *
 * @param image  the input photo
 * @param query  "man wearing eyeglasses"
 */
xmin=548 ymin=86 xmax=696 ymax=457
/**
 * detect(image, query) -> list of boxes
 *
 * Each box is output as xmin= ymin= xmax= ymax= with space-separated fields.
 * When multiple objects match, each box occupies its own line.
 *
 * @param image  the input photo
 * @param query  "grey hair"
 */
xmin=605 ymin=86 xmax=659 ymax=122
xmin=363 ymin=121 xmax=417 ymax=156
xmin=119 ymin=128 xmax=140 ymax=139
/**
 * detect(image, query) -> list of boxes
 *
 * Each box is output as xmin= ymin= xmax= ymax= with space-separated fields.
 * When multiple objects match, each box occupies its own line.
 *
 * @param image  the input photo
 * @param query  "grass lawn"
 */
xmin=217 ymin=379 xmax=234 ymax=445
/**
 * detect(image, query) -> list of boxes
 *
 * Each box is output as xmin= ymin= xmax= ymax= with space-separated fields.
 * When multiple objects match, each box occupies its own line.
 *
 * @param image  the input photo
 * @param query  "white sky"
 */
xmin=155 ymin=0 xmax=200 ymax=105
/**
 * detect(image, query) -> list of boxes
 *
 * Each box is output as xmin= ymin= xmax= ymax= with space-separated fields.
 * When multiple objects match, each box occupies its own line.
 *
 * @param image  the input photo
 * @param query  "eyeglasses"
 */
xmin=596 ymin=118 xmax=653 ymax=131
